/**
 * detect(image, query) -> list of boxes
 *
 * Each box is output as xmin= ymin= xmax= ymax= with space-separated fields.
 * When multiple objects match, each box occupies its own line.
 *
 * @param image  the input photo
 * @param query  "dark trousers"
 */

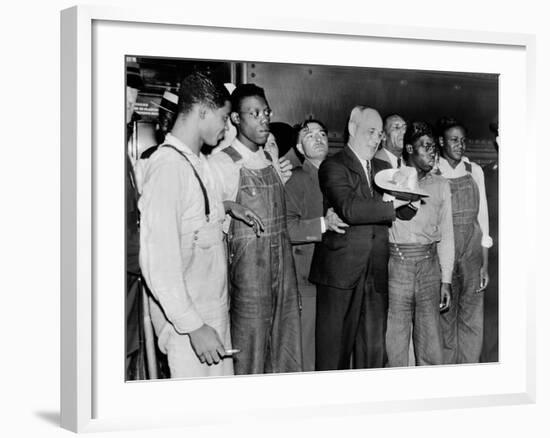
xmin=315 ymin=271 xmax=388 ymax=370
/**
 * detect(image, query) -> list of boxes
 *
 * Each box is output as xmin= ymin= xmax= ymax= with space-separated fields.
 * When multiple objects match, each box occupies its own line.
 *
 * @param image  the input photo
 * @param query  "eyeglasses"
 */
xmin=239 ymin=108 xmax=273 ymax=120
xmin=390 ymin=123 xmax=407 ymax=132
xmin=423 ymin=143 xmax=437 ymax=153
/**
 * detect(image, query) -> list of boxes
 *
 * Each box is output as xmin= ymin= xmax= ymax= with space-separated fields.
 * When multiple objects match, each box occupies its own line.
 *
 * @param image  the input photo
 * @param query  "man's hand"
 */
xmin=278 ymin=157 xmax=293 ymax=184
xmin=478 ymin=264 xmax=490 ymax=293
xmin=188 ymin=324 xmax=225 ymax=365
xmin=325 ymin=207 xmax=349 ymax=234
xmin=439 ymin=283 xmax=451 ymax=313
xmin=392 ymin=199 xmax=411 ymax=209
xmin=224 ymin=200 xmax=264 ymax=237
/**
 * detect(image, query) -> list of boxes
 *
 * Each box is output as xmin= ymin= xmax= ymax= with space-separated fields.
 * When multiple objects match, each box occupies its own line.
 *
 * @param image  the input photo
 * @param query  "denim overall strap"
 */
xmin=227 ymin=163 xmax=302 ymax=374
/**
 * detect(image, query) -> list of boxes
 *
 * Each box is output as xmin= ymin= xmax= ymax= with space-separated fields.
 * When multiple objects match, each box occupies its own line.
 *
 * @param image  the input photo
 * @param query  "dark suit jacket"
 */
xmin=285 ymin=160 xmax=324 ymax=297
xmin=309 ymin=145 xmax=395 ymax=291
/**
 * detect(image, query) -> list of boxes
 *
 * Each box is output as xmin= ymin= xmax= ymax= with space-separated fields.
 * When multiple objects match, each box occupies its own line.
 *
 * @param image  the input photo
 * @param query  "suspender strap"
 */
xmin=464 ymin=161 xmax=472 ymax=173
xmin=222 ymin=145 xmax=243 ymax=163
xmin=162 ymin=144 xmax=210 ymax=221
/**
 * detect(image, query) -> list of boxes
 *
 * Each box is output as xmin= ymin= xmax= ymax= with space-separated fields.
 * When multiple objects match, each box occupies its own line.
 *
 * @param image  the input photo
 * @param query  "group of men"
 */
xmin=127 ymin=70 xmax=494 ymax=379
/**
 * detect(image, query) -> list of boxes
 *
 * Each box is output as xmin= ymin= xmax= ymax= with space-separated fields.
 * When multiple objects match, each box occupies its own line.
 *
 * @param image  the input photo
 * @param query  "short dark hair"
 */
xmin=436 ymin=116 xmax=467 ymax=138
xmin=383 ymin=114 xmax=405 ymax=132
xmin=230 ymin=83 xmax=267 ymax=113
xmin=403 ymin=121 xmax=435 ymax=160
xmin=298 ymin=118 xmax=328 ymax=134
xmin=177 ymin=72 xmax=230 ymax=116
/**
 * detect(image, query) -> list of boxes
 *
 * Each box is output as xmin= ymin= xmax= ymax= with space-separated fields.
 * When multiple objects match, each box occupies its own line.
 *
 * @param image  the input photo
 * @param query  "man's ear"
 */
xmin=230 ymin=112 xmax=240 ymax=126
xmin=296 ymin=142 xmax=304 ymax=156
xmin=438 ymin=136 xmax=444 ymax=147
xmin=198 ymin=104 xmax=208 ymax=120
xmin=348 ymin=120 xmax=357 ymax=138
xmin=405 ymin=144 xmax=414 ymax=155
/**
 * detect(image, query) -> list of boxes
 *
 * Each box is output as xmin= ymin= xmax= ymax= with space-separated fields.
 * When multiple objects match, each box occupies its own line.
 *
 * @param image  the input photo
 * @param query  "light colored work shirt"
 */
xmin=389 ymin=172 xmax=455 ymax=284
xmin=139 ymin=133 xmax=225 ymax=334
xmin=438 ymin=156 xmax=493 ymax=248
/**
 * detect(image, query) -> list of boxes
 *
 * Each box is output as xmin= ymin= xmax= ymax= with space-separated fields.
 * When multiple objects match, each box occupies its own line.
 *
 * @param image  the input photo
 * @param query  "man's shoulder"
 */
xmin=321 ymin=150 xmax=347 ymax=167
xmin=286 ymin=165 xmax=309 ymax=188
xmin=468 ymin=159 xmax=484 ymax=174
xmin=374 ymin=148 xmax=389 ymax=162
xmin=208 ymin=146 xmax=240 ymax=166
xmin=373 ymin=157 xmax=392 ymax=171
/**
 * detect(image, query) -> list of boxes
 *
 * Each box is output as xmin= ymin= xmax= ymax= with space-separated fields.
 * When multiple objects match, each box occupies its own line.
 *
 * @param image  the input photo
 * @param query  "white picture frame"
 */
xmin=60 ymin=4 xmax=536 ymax=433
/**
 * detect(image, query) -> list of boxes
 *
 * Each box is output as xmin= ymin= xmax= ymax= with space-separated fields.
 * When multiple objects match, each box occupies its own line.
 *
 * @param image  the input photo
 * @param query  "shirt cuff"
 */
xmin=441 ymin=270 xmax=453 ymax=284
xmin=320 ymin=217 xmax=326 ymax=233
xmin=481 ymin=235 xmax=493 ymax=249
xmin=171 ymin=309 xmax=204 ymax=335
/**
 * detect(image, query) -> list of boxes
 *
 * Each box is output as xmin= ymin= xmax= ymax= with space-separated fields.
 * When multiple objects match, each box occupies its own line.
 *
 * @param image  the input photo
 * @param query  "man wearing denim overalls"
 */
xmin=436 ymin=117 xmax=493 ymax=364
xmin=209 ymin=84 xmax=303 ymax=375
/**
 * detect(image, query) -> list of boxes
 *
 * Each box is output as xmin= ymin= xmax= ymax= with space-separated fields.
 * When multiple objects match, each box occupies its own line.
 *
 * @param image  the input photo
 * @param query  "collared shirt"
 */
xmin=347 ymin=143 xmax=373 ymax=188
xmin=209 ymin=138 xmax=285 ymax=201
xmin=438 ymin=156 xmax=493 ymax=248
xmin=389 ymin=171 xmax=455 ymax=284
xmin=138 ymin=133 xmax=224 ymax=334
xmin=376 ymin=148 xmax=404 ymax=169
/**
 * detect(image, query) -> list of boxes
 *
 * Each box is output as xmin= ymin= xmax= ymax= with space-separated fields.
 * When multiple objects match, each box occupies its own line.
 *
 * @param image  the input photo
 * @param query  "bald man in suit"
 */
xmin=310 ymin=106 xmax=412 ymax=370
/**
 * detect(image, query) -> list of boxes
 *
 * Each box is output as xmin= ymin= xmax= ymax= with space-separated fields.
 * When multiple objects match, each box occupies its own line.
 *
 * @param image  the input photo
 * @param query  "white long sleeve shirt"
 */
xmin=138 ymin=134 xmax=225 ymax=334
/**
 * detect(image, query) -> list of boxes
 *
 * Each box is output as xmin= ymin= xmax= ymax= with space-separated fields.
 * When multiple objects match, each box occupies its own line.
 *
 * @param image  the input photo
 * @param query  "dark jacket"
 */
xmin=285 ymin=160 xmax=324 ymax=297
xmin=309 ymin=145 xmax=395 ymax=291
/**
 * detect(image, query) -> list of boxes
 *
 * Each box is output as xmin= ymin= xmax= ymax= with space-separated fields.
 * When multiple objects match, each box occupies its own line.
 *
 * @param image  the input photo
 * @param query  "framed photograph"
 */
xmin=61 ymin=4 xmax=536 ymax=433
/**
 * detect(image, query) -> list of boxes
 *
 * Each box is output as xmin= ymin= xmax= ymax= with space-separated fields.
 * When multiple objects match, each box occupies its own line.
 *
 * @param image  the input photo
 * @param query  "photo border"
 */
xmin=60 ymin=5 xmax=536 ymax=433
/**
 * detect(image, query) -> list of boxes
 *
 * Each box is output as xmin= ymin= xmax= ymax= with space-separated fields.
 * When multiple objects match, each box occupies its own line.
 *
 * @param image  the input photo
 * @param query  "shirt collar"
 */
xmin=383 ymin=148 xmax=401 ymax=167
xmin=439 ymin=155 xmax=470 ymax=171
xmin=347 ymin=143 xmax=369 ymax=166
xmin=163 ymin=133 xmax=200 ymax=159
xmin=231 ymin=137 xmax=266 ymax=161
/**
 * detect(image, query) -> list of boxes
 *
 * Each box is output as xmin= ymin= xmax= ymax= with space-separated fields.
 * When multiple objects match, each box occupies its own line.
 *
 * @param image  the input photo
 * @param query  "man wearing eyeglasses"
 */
xmin=209 ymin=83 xmax=302 ymax=375
xmin=375 ymin=114 xmax=407 ymax=169
xmin=309 ymin=106 xmax=411 ymax=371
xmin=381 ymin=121 xmax=454 ymax=367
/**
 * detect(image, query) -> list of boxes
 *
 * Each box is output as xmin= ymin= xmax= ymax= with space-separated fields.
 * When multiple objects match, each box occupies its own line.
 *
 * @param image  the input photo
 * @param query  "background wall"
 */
xmin=0 ymin=1 xmax=546 ymax=437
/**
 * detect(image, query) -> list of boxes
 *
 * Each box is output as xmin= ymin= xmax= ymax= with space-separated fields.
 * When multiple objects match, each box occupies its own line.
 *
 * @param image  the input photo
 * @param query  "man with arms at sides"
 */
xmin=309 ymin=106 xmax=413 ymax=371
xmin=209 ymin=83 xmax=302 ymax=375
xmin=139 ymin=73 xmax=262 ymax=378
xmin=379 ymin=121 xmax=453 ymax=367
xmin=285 ymin=119 xmax=348 ymax=372
xmin=375 ymin=114 xmax=408 ymax=169
xmin=436 ymin=117 xmax=492 ymax=364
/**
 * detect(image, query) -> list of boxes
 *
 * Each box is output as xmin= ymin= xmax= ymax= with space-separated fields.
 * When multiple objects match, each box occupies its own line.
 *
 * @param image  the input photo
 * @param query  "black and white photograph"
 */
xmin=125 ymin=56 xmax=499 ymax=381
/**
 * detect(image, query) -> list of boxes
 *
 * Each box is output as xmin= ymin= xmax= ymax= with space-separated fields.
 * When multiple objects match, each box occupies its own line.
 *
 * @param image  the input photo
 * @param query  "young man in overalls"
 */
xmin=436 ymin=117 xmax=493 ymax=364
xmin=139 ymin=73 xmax=262 ymax=378
xmin=209 ymin=84 xmax=303 ymax=375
